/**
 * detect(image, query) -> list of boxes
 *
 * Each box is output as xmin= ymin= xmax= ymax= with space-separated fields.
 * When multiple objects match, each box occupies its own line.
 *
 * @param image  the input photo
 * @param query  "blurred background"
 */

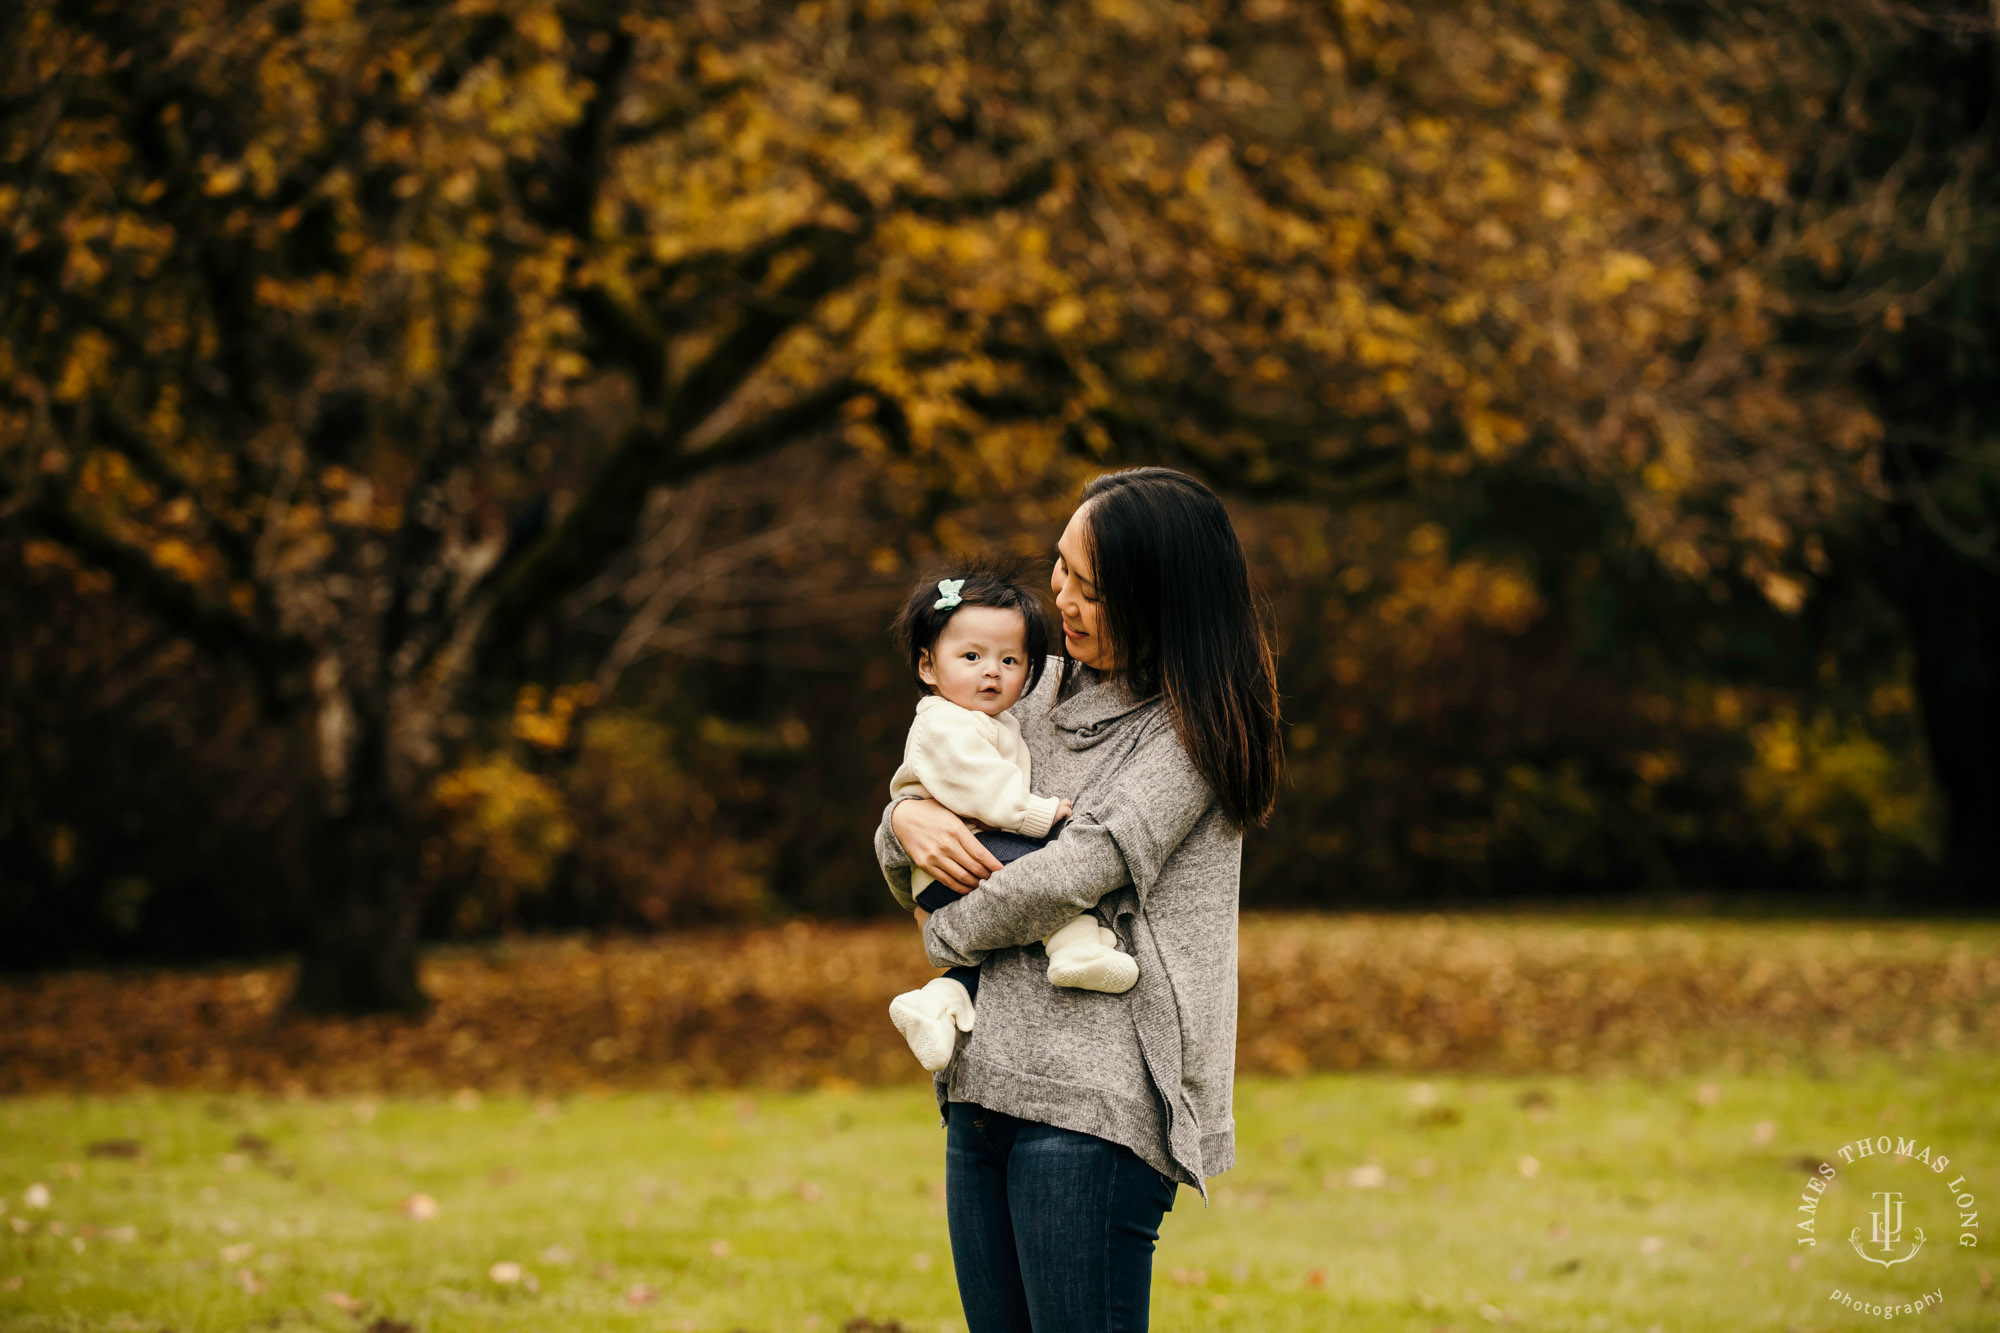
xmin=6 ymin=5 xmax=2000 ymax=1329
xmin=2 ymin=0 xmax=1994 ymax=1019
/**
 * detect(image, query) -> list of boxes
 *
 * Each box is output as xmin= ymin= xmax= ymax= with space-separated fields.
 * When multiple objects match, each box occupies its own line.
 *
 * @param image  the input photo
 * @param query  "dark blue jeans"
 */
xmin=944 ymin=1100 xmax=1177 ymax=1333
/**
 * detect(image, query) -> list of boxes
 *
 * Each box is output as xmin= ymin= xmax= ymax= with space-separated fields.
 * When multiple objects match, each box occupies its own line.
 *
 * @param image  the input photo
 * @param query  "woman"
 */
xmin=874 ymin=466 xmax=1283 ymax=1332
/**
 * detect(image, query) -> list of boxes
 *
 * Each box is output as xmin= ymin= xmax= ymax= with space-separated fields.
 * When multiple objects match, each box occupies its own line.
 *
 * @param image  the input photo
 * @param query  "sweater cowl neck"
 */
xmin=1045 ymin=661 xmax=1160 ymax=750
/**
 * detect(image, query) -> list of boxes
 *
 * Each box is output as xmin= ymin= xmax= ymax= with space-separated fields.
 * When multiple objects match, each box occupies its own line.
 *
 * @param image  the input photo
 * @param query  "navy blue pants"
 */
xmin=945 ymin=1101 xmax=1177 ymax=1333
xmin=913 ymin=822 xmax=1067 ymax=1002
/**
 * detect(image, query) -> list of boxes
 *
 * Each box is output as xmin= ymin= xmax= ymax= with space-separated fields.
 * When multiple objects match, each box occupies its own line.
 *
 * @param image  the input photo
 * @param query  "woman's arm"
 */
xmin=878 ymin=796 xmax=1006 ymax=911
xmin=875 ymin=795 xmax=923 ymax=912
xmin=920 ymin=713 xmax=1213 ymax=968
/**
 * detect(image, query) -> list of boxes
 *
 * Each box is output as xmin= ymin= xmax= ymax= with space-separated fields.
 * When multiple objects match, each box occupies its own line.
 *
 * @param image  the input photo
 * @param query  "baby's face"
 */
xmin=919 ymin=606 xmax=1032 ymax=717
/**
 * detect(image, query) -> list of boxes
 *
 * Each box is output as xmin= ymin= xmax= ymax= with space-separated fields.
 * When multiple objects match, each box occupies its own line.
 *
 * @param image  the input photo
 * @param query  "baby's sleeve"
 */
xmin=909 ymin=708 xmax=1061 ymax=838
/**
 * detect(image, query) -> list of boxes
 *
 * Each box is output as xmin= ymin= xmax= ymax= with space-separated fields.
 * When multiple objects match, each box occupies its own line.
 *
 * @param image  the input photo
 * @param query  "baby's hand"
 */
xmin=1054 ymin=798 xmax=1073 ymax=824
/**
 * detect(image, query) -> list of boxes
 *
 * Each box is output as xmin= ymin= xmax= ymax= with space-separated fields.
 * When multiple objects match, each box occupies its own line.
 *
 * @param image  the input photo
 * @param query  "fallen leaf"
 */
xmin=487 ymin=1262 xmax=522 ymax=1284
xmin=23 ymin=1183 xmax=50 ymax=1209
xmin=86 ymin=1139 xmax=143 ymax=1159
xmin=323 ymin=1292 xmax=365 ymax=1314
xmin=624 ymin=1282 xmax=657 ymax=1306
xmin=5 ymin=919 xmax=1997 ymax=1094
xmin=399 ymin=1194 xmax=438 ymax=1221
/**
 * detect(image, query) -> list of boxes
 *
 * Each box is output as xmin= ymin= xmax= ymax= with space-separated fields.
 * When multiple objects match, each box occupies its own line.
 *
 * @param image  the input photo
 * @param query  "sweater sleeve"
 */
xmin=920 ymin=713 xmax=1214 ymax=968
xmin=875 ymin=794 xmax=926 ymax=913
xmin=908 ymin=708 xmax=1062 ymax=838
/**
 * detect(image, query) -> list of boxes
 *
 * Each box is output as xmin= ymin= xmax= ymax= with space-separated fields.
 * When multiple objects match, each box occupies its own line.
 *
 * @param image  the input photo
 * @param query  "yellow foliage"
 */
xmin=424 ymin=754 xmax=575 ymax=933
xmin=1745 ymin=709 xmax=1938 ymax=879
xmin=1042 ymin=296 xmax=1086 ymax=336
xmin=1598 ymin=250 xmax=1654 ymax=295
xmin=149 ymin=538 xmax=208 ymax=584
xmin=52 ymin=329 xmax=113 ymax=403
xmin=509 ymin=683 xmax=598 ymax=752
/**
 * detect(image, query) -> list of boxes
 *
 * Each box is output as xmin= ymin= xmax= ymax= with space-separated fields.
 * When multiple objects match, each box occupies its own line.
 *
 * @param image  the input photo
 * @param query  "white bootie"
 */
xmin=1043 ymin=916 xmax=1138 ymax=994
xmin=889 ymin=976 xmax=977 ymax=1072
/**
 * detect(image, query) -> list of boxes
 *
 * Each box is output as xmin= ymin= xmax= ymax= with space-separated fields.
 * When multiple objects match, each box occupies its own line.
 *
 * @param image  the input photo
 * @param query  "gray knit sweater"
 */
xmin=874 ymin=657 xmax=1242 ymax=1202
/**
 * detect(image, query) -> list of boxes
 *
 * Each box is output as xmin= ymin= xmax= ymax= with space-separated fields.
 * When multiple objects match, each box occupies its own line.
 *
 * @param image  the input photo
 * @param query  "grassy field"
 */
xmin=4 ymin=913 xmax=1999 ymax=1331
xmin=3 ymin=1051 xmax=1996 ymax=1332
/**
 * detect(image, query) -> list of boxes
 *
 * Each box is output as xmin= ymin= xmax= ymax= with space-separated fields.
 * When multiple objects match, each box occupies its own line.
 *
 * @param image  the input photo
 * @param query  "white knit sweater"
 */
xmin=888 ymin=696 xmax=1062 ymax=898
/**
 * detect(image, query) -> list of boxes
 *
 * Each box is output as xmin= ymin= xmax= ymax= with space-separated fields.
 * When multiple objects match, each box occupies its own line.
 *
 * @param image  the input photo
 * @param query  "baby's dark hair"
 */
xmin=891 ymin=558 xmax=1050 ymax=699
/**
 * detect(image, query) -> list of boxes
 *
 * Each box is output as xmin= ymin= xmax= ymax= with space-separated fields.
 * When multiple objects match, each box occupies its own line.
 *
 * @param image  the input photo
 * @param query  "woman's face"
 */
xmin=1052 ymin=503 xmax=1114 ymax=671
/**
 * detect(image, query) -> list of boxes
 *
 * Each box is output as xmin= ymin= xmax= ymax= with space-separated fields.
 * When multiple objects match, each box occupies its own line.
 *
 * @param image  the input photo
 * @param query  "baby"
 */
xmin=885 ymin=565 xmax=1139 ymax=1072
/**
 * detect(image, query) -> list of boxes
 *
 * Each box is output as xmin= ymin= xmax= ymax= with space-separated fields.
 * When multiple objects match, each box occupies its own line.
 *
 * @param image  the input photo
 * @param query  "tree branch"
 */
xmin=469 ymin=374 xmax=866 ymax=664
xmin=17 ymin=492 xmax=311 ymax=703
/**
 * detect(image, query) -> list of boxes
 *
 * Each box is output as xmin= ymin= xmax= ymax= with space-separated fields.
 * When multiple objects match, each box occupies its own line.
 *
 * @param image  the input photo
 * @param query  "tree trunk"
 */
xmin=1885 ymin=505 xmax=2000 ymax=910
xmin=286 ymin=701 xmax=431 ymax=1016
xmin=288 ymin=811 xmax=428 ymax=1015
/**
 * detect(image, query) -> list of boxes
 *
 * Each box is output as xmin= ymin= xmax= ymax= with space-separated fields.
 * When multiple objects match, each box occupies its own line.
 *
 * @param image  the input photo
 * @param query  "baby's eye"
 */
xmin=962 ymin=651 xmax=978 ymax=660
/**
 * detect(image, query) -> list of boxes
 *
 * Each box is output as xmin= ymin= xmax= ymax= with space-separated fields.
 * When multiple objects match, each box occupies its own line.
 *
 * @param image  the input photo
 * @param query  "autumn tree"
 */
xmin=1742 ymin=0 xmax=2000 ymax=904
xmin=6 ymin=0 xmax=1973 ymax=1009
xmin=2 ymin=0 xmax=1083 ymax=1011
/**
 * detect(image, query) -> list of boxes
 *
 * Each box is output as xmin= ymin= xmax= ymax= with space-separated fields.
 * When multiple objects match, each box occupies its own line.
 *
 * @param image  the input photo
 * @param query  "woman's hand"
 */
xmin=892 ymin=798 xmax=1003 ymax=893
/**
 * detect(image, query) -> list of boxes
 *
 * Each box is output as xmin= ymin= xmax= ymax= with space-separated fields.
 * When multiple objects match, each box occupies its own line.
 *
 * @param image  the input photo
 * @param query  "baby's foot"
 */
xmin=1043 ymin=918 xmax=1139 ymax=994
xmin=888 ymin=976 xmax=976 ymax=1072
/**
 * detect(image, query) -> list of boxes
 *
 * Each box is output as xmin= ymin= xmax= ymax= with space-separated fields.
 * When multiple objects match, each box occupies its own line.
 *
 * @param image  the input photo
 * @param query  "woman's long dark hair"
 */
xmin=1062 ymin=467 xmax=1283 ymax=830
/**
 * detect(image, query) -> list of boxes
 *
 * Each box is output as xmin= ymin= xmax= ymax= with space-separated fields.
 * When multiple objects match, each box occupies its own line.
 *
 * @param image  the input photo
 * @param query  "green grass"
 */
xmin=4 ymin=1051 xmax=1996 ymax=1332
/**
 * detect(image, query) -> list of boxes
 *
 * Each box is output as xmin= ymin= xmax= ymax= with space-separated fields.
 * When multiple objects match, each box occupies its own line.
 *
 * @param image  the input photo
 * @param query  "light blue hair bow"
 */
xmin=934 ymin=578 xmax=965 ymax=611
